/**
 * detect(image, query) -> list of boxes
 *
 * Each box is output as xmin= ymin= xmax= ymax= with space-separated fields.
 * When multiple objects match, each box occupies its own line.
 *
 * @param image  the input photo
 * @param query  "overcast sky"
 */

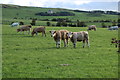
xmin=0 ymin=0 xmax=119 ymax=11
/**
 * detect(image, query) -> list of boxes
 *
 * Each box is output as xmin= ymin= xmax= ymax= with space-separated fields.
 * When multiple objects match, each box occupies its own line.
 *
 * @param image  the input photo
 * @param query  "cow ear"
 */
xmin=54 ymin=31 xmax=56 ymax=33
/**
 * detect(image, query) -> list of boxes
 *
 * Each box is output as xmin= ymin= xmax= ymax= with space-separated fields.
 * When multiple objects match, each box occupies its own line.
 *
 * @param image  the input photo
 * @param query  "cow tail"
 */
xmin=85 ymin=32 xmax=89 ymax=40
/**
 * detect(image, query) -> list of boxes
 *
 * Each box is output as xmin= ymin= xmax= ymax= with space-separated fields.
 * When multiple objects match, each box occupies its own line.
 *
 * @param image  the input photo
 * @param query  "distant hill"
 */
xmin=1 ymin=4 xmax=118 ymax=26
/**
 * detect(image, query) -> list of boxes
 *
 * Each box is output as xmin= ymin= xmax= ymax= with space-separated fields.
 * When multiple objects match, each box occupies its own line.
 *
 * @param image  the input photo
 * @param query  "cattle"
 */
xmin=11 ymin=22 xmax=19 ymax=27
xmin=17 ymin=25 xmax=32 ymax=34
xmin=108 ymin=26 xmax=118 ymax=30
xmin=67 ymin=31 xmax=90 ymax=48
xmin=111 ymin=38 xmax=120 ymax=52
xmin=31 ymin=26 xmax=46 ymax=37
xmin=49 ymin=30 xmax=69 ymax=48
xmin=87 ymin=25 xmax=97 ymax=31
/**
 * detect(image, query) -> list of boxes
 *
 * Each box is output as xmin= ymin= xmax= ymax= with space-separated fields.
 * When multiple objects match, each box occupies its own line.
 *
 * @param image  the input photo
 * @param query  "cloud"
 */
xmin=91 ymin=0 xmax=119 ymax=2
xmin=0 ymin=0 xmax=119 ymax=11
xmin=0 ymin=0 xmax=119 ymax=7
xmin=74 ymin=0 xmax=91 ymax=5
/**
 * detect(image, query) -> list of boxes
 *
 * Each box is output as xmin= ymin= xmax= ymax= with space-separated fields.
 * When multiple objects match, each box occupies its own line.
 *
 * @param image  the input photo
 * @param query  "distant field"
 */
xmin=2 ymin=25 xmax=118 ymax=78
xmin=2 ymin=19 xmax=114 ymax=27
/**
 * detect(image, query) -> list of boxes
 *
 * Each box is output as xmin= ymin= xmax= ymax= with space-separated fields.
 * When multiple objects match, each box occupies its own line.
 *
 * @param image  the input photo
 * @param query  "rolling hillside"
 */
xmin=1 ymin=4 xmax=118 ymax=26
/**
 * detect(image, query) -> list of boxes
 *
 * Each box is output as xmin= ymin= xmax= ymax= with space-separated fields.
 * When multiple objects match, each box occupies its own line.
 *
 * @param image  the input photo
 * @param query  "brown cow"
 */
xmin=31 ymin=26 xmax=46 ymax=37
xmin=17 ymin=25 xmax=32 ymax=34
xmin=49 ymin=30 xmax=69 ymax=48
xmin=87 ymin=25 xmax=97 ymax=31
xmin=67 ymin=31 xmax=90 ymax=48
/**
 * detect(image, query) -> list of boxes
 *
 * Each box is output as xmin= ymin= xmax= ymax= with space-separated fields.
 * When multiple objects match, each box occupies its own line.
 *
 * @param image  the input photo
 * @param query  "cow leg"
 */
xmin=20 ymin=30 xmax=22 ymax=34
xmin=56 ymin=40 xmax=60 ymax=48
xmin=83 ymin=40 xmax=85 ymax=48
xmin=72 ymin=40 xmax=77 ymax=48
xmin=24 ymin=31 xmax=26 ymax=34
xmin=21 ymin=31 xmax=23 ymax=34
xmin=73 ymin=43 xmax=76 ymax=48
xmin=86 ymin=39 xmax=90 ymax=47
xmin=36 ymin=32 xmax=38 ymax=35
xmin=63 ymin=40 xmax=67 ymax=47
xmin=28 ymin=30 xmax=30 ymax=34
xmin=66 ymin=39 xmax=68 ymax=47
xmin=42 ymin=32 xmax=43 ymax=37
xmin=42 ymin=31 xmax=46 ymax=37
xmin=44 ymin=31 xmax=46 ymax=37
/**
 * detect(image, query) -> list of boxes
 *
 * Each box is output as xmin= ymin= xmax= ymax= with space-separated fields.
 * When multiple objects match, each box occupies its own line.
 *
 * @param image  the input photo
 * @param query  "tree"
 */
xmin=101 ymin=23 xmax=107 ymax=28
xmin=46 ymin=22 xmax=51 ymax=26
xmin=30 ymin=19 xmax=37 ymax=26
xmin=56 ymin=21 xmax=62 ymax=27
xmin=19 ymin=21 xmax=24 ymax=25
xmin=112 ymin=20 xmax=117 ymax=26
xmin=62 ymin=20 xmax=67 ymax=27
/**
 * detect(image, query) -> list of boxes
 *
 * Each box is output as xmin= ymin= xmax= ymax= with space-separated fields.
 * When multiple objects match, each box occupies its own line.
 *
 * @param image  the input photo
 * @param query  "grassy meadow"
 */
xmin=2 ymin=25 xmax=118 ymax=78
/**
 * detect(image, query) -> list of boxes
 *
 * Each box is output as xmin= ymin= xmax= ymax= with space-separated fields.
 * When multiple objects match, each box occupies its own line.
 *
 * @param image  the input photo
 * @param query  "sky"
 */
xmin=0 ymin=0 xmax=119 ymax=11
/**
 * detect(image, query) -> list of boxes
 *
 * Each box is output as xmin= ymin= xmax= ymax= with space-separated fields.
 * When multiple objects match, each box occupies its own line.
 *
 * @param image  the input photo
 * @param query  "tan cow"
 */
xmin=31 ymin=26 xmax=46 ymax=37
xmin=67 ymin=31 xmax=90 ymax=48
xmin=49 ymin=30 xmax=69 ymax=48
xmin=17 ymin=25 xmax=32 ymax=34
xmin=87 ymin=25 xmax=97 ymax=31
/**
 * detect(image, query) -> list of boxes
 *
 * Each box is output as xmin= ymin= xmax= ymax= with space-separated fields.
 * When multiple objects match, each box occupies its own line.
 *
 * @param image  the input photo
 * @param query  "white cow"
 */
xmin=67 ymin=31 xmax=90 ymax=48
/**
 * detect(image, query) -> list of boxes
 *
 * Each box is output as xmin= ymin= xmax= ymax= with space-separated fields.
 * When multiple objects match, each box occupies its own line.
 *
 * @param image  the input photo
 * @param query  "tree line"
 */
xmin=35 ymin=11 xmax=75 ymax=16
xmin=73 ymin=10 xmax=120 ymax=15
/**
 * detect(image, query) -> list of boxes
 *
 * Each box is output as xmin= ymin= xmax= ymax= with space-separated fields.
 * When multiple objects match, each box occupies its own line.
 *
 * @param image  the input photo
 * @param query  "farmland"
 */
xmin=1 ymin=4 xmax=119 ymax=78
xmin=2 ymin=25 xmax=118 ymax=78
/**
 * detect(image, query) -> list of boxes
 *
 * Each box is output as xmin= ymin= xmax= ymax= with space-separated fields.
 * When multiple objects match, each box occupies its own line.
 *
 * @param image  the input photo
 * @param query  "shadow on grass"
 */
xmin=21 ymin=36 xmax=33 ymax=37
xmin=2 ymin=33 xmax=23 ymax=35
xmin=13 ymin=46 xmax=73 ymax=51
xmin=3 ymin=33 xmax=33 ymax=37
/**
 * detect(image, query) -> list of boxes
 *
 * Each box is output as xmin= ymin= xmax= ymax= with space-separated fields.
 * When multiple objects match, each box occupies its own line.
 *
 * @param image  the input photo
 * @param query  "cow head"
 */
xmin=28 ymin=25 xmax=32 ymax=28
xmin=49 ymin=30 xmax=56 ymax=37
xmin=66 ymin=32 xmax=73 ymax=38
xmin=17 ymin=29 xmax=20 ymax=32
xmin=31 ymin=31 xmax=35 ymax=36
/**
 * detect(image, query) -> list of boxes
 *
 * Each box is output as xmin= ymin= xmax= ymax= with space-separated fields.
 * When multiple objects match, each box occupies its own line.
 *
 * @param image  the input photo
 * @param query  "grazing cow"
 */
xmin=111 ymin=38 xmax=120 ymax=52
xmin=11 ymin=22 xmax=19 ymax=27
xmin=108 ymin=26 xmax=118 ymax=30
xmin=17 ymin=25 xmax=32 ymax=34
xmin=49 ymin=30 xmax=69 ymax=48
xmin=87 ymin=25 xmax=97 ymax=31
xmin=67 ymin=31 xmax=90 ymax=48
xmin=31 ymin=26 xmax=46 ymax=37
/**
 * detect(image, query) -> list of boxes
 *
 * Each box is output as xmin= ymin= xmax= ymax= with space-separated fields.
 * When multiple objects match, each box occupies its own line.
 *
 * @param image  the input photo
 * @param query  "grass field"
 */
xmin=2 ymin=25 xmax=118 ymax=78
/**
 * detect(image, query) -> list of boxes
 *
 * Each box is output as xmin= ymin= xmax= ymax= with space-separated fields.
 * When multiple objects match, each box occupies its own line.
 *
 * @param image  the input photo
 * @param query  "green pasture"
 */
xmin=2 ymin=25 xmax=118 ymax=78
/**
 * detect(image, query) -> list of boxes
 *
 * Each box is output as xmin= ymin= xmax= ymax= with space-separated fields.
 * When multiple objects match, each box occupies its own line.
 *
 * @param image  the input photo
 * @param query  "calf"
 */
xmin=67 ymin=31 xmax=90 ymax=48
xmin=31 ymin=26 xmax=46 ymax=37
xmin=111 ymin=38 xmax=120 ymax=52
xmin=49 ymin=30 xmax=69 ymax=48
xmin=17 ymin=25 xmax=32 ymax=34
xmin=87 ymin=25 xmax=97 ymax=31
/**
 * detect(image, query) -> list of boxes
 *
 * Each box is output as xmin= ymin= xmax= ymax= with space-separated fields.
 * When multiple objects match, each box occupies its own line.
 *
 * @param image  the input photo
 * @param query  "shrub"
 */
xmin=46 ymin=22 xmax=51 ymax=26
